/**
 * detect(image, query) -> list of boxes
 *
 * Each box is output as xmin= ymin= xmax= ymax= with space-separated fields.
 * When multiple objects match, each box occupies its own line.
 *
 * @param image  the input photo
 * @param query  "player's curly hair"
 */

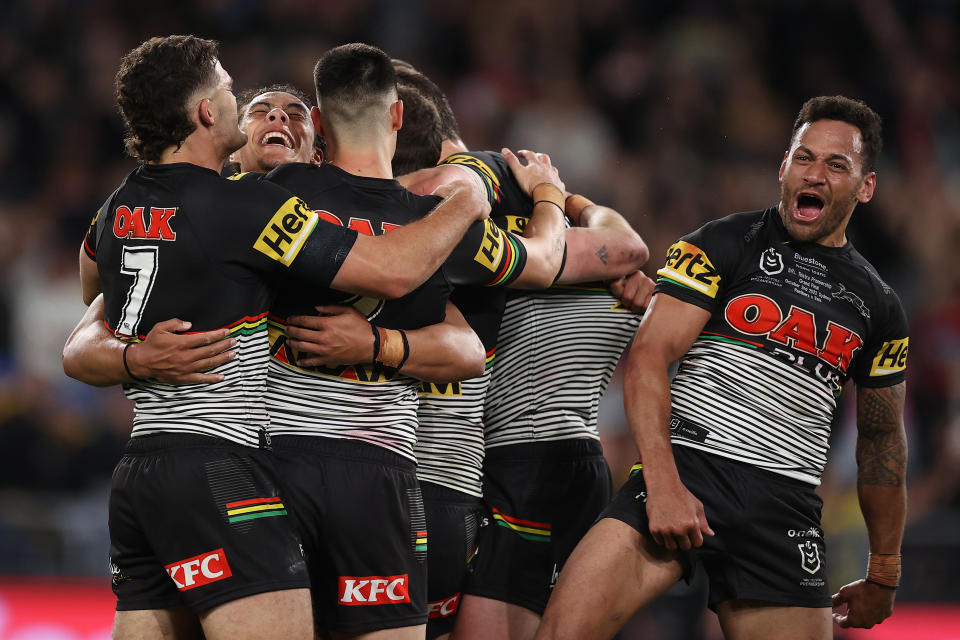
xmin=115 ymin=35 xmax=220 ymax=163
xmin=792 ymin=96 xmax=883 ymax=174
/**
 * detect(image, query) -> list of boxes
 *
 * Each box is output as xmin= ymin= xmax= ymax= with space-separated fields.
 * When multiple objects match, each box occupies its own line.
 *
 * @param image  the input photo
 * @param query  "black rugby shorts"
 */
xmin=109 ymin=434 xmax=309 ymax=613
xmin=271 ymin=436 xmax=428 ymax=633
xmin=600 ymin=444 xmax=832 ymax=609
xmin=464 ymin=438 xmax=612 ymax=615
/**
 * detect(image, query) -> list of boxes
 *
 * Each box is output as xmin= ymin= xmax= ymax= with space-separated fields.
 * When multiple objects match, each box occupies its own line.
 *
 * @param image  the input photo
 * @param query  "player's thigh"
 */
xmin=199 ymin=588 xmax=313 ymax=640
xmin=453 ymin=596 xmax=540 ymax=640
xmin=113 ymin=606 xmax=202 ymax=640
xmin=535 ymin=518 xmax=684 ymax=640
xmin=716 ymin=600 xmax=831 ymax=640
xmin=328 ymin=623 xmax=426 ymax=640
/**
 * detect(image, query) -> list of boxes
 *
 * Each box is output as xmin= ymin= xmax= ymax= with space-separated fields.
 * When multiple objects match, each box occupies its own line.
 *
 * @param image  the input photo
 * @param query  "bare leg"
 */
xmin=452 ymin=596 xmax=540 ymax=640
xmin=534 ymin=518 xmax=684 ymax=640
xmin=199 ymin=588 xmax=314 ymax=640
xmin=113 ymin=607 xmax=203 ymax=640
xmin=716 ymin=601 xmax=832 ymax=640
xmin=328 ymin=624 xmax=426 ymax=640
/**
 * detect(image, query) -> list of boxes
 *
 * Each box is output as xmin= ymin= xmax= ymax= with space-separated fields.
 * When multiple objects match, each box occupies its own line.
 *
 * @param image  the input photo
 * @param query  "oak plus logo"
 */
xmin=165 ymin=548 xmax=232 ymax=591
xmin=798 ymin=540 xmax=821 ymax=575
xmin=113 ymin=205 xmax=177 ymax=240
xmin=338 ymin=574 xmax=411 ymax=605
xmin=760 ymin=247 xmax=784 ymax=275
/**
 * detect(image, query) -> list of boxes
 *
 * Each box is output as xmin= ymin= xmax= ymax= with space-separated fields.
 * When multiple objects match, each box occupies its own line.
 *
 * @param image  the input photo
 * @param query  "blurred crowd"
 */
xmin=0 ymin=0 xmax=957 ymax=626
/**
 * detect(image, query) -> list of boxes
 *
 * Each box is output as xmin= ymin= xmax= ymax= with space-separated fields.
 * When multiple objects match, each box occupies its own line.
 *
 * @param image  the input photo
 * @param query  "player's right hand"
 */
xmin=128 ymin=319 xmax=235 ymax=384
xmin=434 ymin=179 xmax=491 ymax=221
xmin=644 ymin=478 xmax=714 ymax=551
xmin=502 ymin=148 xmax=566 ymax=198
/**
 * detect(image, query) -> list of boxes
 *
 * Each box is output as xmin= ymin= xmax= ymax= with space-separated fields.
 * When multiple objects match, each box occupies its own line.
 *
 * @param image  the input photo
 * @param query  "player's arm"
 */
xmin=623 ymin=293 xmax=715 ymax=552
xmin=832 ymin=381 xmax=907 ymax=629
xmin=285 ymin=300 xmax=485 ymax=383
xmin=63 ymin=294 xmax=235 ymax=386
xmin=331 ymin=180 xmax=489 ymax=299
xmin=79 ymin=249 xmax=101 ymax=305
xmin=556 ymin=201 xmax=649 ymax=285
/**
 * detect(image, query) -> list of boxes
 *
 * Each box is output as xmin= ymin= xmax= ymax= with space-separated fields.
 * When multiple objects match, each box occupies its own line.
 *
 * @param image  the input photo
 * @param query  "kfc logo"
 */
xmin=338 ymin=574 xmax=410 ymax=605
xmin=166 ymin=548 xmax=232 ymax=591
xmin=427 ymin=593 xmax=461 ymax=619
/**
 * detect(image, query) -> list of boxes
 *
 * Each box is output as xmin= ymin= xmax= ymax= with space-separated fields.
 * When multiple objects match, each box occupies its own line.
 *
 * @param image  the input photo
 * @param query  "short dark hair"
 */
xmin=393 ymin=84 xmax=443 ymax=175
xmin=313 ymin=43 xmax=396 ymax=124
xmin=115 ymin=35 xmax=220 ymax=163
xmin=394 ymin=64 xmax=461 ymax=142
xmin=792 ymin=96 xmax=883 ymax=174
xmin=236 ymin=83 xmax=314 ymax=120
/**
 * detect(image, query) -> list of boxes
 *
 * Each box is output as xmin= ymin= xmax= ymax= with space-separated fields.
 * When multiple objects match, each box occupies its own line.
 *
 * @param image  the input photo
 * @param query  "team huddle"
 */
xmin=63 ymin=35 xmax=908 ymax=640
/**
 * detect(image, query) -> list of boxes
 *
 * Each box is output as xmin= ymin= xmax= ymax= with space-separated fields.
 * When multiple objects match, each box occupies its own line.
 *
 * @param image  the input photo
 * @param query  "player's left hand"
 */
xmin=286 ymin=305 xmax=375 ymax=367
xmin=832 ymin=579 xmax=896 ymax=629
xmin=502 ymin=148 xmax=566 ymax=198
xmin=608 ymin=270 xmax=655 ymax=313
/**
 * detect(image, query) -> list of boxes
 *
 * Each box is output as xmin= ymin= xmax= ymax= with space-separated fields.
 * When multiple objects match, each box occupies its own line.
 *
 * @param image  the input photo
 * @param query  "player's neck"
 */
xmin=157 ymin=137 xmax=227 ymax=173
xmin=439 ymin=138 xmax=468 ymax=161
xmin=326 ymin=144 xmax=394 ymax=180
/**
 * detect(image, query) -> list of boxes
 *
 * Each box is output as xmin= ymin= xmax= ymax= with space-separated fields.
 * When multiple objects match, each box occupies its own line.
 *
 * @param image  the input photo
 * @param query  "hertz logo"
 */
xmin=503 ymin=215 xmax=527 ymax=234
xmin=657 ymin=240 xmax=721 ymax=298
xmin=474 ymin=219 xmax=506 ymax=272
xmin=869 ymin=338 xmax=908 ymax=377
xmin=253 ymin=197 xmax=317 ymax=266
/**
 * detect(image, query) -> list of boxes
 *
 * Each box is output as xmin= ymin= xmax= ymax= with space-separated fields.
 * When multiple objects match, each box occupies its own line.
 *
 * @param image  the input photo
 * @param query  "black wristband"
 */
xmin=371 ymin=323 xmax=381 ymax=363
xmin=123 ymin=343 xmax=147 ymax=382
xmin=865 ymin=578 xmax=898 ymax=591
xmin=396 ymin=329 xmax=410 ymax=371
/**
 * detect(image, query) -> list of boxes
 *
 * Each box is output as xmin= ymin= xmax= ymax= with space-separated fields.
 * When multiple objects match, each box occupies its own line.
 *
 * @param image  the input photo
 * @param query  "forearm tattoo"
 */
xmin=856 ymin=383 xmax=907 ymax=487
xmin=596 ymin=244 xmax=609 ymax=265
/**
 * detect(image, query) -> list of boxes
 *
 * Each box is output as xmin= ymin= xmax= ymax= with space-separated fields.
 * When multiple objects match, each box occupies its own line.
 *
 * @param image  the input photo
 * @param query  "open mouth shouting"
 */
xmin=793 ymin=191 xmax=825 ymax=223
xmin=260 ymin=130 xmax=295 ymax=149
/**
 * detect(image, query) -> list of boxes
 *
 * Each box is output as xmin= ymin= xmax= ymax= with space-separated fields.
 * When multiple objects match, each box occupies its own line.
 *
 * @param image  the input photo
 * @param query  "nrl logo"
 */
xmin=799 ymin=540 xmax=821 ymax=574
xmin=760 ymin=247 xmax=784 ymax=275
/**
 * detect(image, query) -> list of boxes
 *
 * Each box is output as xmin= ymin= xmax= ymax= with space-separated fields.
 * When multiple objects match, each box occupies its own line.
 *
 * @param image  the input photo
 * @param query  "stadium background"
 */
xmin=0 ymin=0 xmax=957 ymax=638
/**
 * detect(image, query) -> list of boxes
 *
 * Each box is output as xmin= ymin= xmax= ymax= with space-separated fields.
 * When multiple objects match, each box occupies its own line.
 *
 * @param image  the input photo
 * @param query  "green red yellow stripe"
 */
xmin=699 ymin=331 xmax=762 ymax=349
xmin=485 ymin=234 xmax=521 ymax=287
xmin=226 ymin=496 xmax=287 ymax=523
xmin=492 ymin=508 xmax=551 ymax=542
xmin=629 ymin=461 xmax=643 ymax=478
xmin=415 ymin=530 xmax=428 ymax=552
xmin=484 ymin=348 xmax=496 ymax=370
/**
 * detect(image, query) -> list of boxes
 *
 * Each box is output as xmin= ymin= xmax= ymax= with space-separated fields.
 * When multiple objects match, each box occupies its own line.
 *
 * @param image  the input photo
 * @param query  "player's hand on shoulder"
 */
xmin=644 ymin=478 xmax=714 ymax=552
xmin=434 ymin=179 xmax=491 ymax=221
xmin=130 ymin=319 xmax=235 ymax=384
xmin=832 ymin=579 xmax=896 ymax=629
xmin=608 ymin=271 xmax=655 ymax=313
xmin=286 ymin=305 xmax=376 ymax=367
xmin=502 ymin=148 xmax=566 ymax=198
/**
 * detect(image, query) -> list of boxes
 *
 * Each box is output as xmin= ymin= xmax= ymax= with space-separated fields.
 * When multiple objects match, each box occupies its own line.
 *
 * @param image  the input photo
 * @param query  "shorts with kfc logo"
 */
xmin=109 ymin=433 xmax=309 ymax=613
xmin=420 ymin=481 xmax=485 ymax=639
xmin=271 ymin=436 xmax=428 ymax=633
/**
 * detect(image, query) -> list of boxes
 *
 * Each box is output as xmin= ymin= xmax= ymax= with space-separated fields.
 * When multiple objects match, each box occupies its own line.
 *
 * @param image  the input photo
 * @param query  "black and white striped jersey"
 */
xmin=84 ymin=163 xmax=356 ymax=447
xmin=260 ymin=162 xmax=528 ymax=461
xmin=482 ymin=284 xmax=641 ymax=448
xmin=656 ymin=207 xmax=909 ymax=485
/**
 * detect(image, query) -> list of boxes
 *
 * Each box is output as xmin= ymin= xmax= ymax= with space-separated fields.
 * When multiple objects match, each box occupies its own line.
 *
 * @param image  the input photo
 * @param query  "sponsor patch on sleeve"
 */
xmin=869 ymin=337 xmax=908 ymax=376
xmin=656 ymin=240 xmax=721 ymax=298
xmin=503 ymin=215 xmax=527 ymax=234
xmin=253 ymin=197 xmax=319 ymax=266
xmin=441 ymin=154 xmax=501 ymax=203
xmin=474 ymin=218 xmax=506 ymax=272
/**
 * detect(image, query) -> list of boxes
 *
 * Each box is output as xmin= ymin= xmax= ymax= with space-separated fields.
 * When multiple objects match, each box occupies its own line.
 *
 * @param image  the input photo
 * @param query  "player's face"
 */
xmin=209 ymin=60 xmax=247 ymax=155
xmin=777 ymin=119 xmax=875 ymax=247
xmin=233 ymin=91 xmax=316 ymax=173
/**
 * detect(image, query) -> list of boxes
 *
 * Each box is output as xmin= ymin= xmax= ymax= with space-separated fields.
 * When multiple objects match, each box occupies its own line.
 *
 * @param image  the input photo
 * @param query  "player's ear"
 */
xmin=311 ymin=106 xmax=326 ymax=138
xmin=198 ymin=98 xmax=216 ymax=127
xmin=390 ymin=99 xmax=403 ymax=132
xmin=778 ymin=150 xmax=789 ymax=183
xmin=857 ymin=172 xmax=876 ymax=204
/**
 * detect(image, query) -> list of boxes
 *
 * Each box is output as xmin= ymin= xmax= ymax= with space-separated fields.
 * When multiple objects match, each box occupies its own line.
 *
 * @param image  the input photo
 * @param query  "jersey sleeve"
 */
xmin=440 ymin=152 xmax=505 ymax=206
xmin=851 ymin=289 xmax=909 ymax=388
xmin=82 ymin=208 xmax=101 ymax=260
xmin=653 ymin=218 xmax=739 ymax=313
xmin=442 ymin=218 xmax=528 ymax=288
xmin=241 ymin=179 xmax=359 ymax=289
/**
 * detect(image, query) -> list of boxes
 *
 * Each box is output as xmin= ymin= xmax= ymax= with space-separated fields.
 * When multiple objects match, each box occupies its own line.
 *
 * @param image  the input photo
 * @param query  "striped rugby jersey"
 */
xmin=656 ymin=207 xmax=908 ymax=485
xmin=260 ymin=163 xmax=528 ymax=461
xmin=84 ymin=163 xmax=356 ymax=447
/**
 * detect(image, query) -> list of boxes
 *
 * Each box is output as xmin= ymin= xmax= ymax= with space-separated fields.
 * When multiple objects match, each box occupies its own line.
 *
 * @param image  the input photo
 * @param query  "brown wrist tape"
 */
xmin=375 ymin=327 xmax=406 ymax=369
xmin=866 ymin=552 xmax=901 ymax=588
xmin=564 ymin=193 xmax=595 ymax=225
xmin=532 ymin=183 xmax=565 ymax=214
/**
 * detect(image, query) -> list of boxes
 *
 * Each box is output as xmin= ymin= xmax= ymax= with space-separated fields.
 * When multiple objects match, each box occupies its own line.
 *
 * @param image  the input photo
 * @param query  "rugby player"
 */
xmin=64 ymin=35 xmax=487 ymax=640
xmin=535 ymin=96 xmax=909 ymax=640
xmin=292 ymin=64 xmax=655 ymax=640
